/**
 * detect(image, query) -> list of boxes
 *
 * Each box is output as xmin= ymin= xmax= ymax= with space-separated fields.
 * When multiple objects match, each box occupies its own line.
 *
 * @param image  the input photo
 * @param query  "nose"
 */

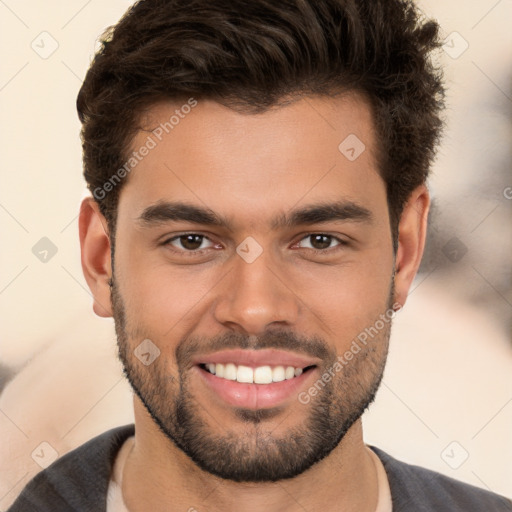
xmin=213 ymin=246 xmax=300 ymax=335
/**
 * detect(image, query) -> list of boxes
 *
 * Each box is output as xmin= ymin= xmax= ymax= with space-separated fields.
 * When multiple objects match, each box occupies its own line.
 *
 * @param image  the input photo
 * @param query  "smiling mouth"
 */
xmin=198 ymin=363 xmax=317 ymax=384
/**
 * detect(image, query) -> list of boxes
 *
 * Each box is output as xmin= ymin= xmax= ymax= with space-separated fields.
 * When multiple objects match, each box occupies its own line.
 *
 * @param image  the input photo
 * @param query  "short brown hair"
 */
xmin=77 ymin=0 xmax=444 ymax=245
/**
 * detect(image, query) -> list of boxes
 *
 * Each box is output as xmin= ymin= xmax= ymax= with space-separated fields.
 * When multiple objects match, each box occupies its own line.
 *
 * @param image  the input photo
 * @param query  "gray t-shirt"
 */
xmin=105 ymin=438 xmax=392 ymax=511
xmin=7 ymin=424 xmax=512 ymax=512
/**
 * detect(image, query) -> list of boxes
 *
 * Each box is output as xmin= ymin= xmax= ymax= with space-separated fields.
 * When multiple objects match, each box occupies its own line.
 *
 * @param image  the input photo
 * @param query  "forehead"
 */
xmin=118 ymin=94 xmax=387 ymax=228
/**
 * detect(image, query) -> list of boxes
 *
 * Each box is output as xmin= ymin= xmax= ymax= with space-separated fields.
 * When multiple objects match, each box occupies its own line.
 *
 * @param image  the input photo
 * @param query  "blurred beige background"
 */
xmin=0 ymin=0 xmax=511 ymax=508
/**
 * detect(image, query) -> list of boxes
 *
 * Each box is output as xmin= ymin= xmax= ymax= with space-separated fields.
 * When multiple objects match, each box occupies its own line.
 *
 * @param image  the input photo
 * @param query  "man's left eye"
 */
xmin=297 ymin=234 xmax=342 ymax=251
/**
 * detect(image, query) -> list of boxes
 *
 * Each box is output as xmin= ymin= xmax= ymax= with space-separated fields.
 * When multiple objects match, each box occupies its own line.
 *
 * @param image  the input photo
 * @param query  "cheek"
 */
xmin=117 ymin=247 xmax=220 ymax=339
xmin=291 ymin=249 xmax=394 ymax=345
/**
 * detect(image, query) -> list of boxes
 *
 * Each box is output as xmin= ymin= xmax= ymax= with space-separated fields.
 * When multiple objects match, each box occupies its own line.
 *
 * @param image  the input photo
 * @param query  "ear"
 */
xmin=393 ymin=185 xmax=430 ymax=309
xmin=78 ymin=197 xmax=113 ymax=318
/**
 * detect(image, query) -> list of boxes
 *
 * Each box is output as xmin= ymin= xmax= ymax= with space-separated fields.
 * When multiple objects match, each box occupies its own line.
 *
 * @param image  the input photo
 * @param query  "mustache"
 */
xmin=176 ymin=330 xmax=333 ymax=367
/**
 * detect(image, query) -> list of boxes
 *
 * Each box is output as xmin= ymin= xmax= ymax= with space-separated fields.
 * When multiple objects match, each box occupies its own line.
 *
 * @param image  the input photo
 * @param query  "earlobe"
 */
xmin=393 ymin=185 xmax=430 ymax=308
xmin=78 ymin=197 xmax=113 ymax=318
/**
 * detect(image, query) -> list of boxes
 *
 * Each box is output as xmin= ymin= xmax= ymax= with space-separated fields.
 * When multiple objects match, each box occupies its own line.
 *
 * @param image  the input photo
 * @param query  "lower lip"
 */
xmin=195 ymin=365 xmax=317 ymax=409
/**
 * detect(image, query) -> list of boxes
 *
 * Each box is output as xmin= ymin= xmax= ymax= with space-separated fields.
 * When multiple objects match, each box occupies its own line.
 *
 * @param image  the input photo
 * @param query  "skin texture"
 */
xmin=79 ymin=94 xmax=429 ymax=512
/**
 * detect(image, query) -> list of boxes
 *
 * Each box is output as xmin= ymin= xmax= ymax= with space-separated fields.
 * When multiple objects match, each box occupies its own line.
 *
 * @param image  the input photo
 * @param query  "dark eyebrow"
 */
xmin=271 ymin=201 xmax=372 ymax=229
xmin=136 ymin=200 xmax=373 ymax=229
xmin=137 ymin=202 xmax=225 ymax=227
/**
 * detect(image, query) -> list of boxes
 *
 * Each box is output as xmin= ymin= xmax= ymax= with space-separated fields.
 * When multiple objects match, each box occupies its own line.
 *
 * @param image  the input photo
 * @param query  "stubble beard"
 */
xmin=111 ymin=276 xmax=393 ymax=482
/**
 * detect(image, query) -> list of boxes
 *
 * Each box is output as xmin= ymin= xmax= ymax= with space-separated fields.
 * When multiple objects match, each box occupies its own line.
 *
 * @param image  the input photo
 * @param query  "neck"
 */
xmin=122 ymin=397 xmax=378 ymax=512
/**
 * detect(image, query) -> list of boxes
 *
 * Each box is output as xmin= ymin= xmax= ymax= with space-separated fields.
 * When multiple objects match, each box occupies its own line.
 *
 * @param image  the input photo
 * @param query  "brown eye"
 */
xmin=167 ymin=234 xmax=213 ymax=251
xmin=180 ymin=234 xmax=204 ymax=250
xmin=298 ymin=234 xmax=341 ymax=251
xmin=309 ymin=235 xmax=332 ymax=249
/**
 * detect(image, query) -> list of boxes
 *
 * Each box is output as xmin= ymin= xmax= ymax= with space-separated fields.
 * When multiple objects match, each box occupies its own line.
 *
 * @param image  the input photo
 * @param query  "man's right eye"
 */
xmin=164 ymin=234 xmax=216 ymax=252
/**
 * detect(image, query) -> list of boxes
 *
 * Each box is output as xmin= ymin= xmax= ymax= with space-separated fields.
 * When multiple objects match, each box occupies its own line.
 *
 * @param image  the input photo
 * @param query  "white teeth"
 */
xmin=206 ymin=363 xmax=308 ymax=384
xmin=215 ymin=363 xmax=225 ymax=378
xmin=272 ymin=366 xmax=285 ymax=382
xmin=237 ymin=365 xmax=253 ymax=383
xmin=285 ymin=366 xmax=295 ymax=380
xmin=254 ymin=366 xmax=273 ymax=384
xmin=224 ymin=363 xmax=237 ymax=380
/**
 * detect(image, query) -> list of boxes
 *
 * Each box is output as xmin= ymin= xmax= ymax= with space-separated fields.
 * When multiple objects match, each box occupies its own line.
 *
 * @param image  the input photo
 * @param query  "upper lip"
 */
xmin=192 ymin=349 xmax=321 ymax=369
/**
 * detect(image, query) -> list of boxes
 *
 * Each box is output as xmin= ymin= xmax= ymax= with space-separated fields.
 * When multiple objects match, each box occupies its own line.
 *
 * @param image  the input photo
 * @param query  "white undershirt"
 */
xmin=106 ymin=436 xmax=133 ymax=512
xmin=368 ymin=446 xmax=393 ymax=512
xmin=106 ymin=438 xmax=392 ymax=512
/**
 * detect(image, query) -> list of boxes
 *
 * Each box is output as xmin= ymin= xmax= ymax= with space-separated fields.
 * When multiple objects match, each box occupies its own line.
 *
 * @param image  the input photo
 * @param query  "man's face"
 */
xmin=111 ymin=95 xmax=396 ymax=481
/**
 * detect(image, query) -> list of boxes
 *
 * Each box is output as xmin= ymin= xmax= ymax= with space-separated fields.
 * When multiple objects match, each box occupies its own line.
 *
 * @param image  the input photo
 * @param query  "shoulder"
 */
xmin=370 ymin=446 xmax=512 ymax=512
xmin=7 ymin=424 xmax=135 ymax=512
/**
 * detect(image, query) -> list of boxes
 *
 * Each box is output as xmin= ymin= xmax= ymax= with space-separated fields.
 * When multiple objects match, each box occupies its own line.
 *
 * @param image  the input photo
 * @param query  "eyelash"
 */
xmin=161 ymin=233 xmax=348 ymax=256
